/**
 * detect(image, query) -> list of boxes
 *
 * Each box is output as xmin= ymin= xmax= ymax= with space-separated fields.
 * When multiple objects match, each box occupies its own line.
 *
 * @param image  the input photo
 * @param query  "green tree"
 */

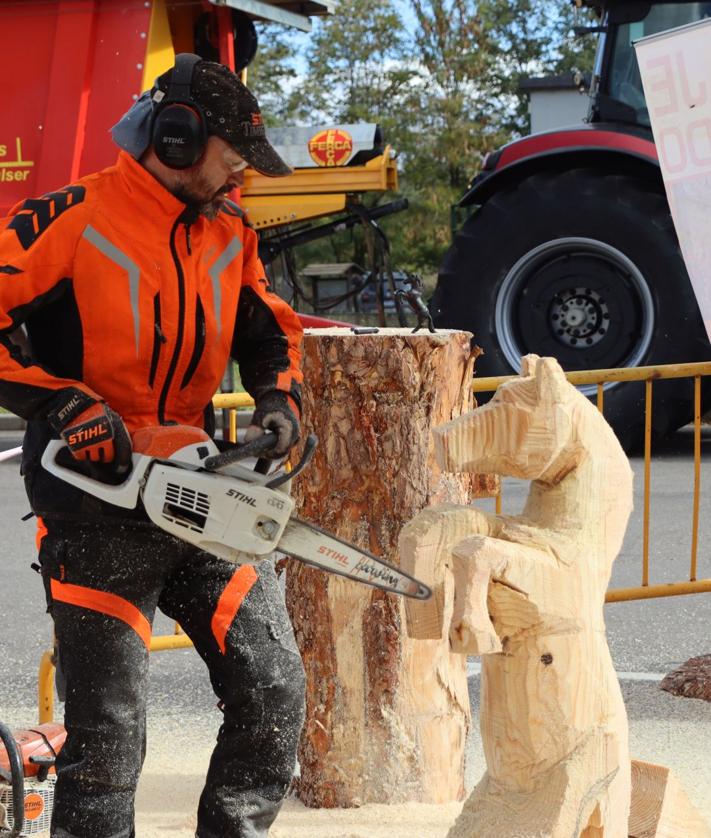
xmin=384 ymin=0 xmax=506 ymax=271
xmin=483 ymin=0 xmax=597 ymax=132
xmin=291 ymin=0 xmax=417 ymax=139
xmin=245 ymin=23 xmax=301 ymax=124
xmin=275 ymin=0 xmax=419 ymax=283
xmin=252 ymin=1 xmax=601 ymax=281
xmin=389 ymin=0 xmax=599 ymax=272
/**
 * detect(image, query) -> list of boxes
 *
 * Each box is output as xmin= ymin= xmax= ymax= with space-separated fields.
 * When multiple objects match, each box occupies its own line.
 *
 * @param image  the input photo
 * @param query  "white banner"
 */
xmin=636 ymin=18 xmax=711 ymax=339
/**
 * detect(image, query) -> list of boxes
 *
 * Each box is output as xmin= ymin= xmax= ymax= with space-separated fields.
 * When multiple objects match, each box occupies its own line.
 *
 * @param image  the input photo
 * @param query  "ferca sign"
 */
xmin=308 ymin=128 xmax=353 ymax=166
xmin=636 ymin=18 xmax=711 ymax=338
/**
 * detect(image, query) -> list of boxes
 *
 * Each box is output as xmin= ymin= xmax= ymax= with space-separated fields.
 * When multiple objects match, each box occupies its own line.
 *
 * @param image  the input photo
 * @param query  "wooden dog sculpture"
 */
xmin=400 ymin=354 xmax=633 ymax=836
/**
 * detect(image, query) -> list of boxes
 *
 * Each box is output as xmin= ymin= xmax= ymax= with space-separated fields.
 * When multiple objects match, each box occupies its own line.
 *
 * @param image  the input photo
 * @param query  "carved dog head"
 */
xmin=434 ymin=354 xmax=595 ymax=482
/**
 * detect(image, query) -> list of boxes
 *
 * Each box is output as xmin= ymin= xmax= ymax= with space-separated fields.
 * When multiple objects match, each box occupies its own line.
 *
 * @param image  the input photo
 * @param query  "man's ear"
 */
xmin=535 ymin=356 xmax=570 ymax=403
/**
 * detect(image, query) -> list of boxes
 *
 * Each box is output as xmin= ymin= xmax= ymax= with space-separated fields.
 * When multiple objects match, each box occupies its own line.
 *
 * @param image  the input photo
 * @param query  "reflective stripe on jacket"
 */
xmin=0 ymin=150 xmax=303 ymax=428
xmin=0 ymin=151 xmax=303 ymax=517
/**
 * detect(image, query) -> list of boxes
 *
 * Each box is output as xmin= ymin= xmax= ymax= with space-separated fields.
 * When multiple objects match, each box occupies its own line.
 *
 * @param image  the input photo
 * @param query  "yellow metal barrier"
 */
xmin=471 ymin=361 xmax=711 ymax=604
xmin=37 ymin=392 xmax=256 ymax=722
xmin=38 ymin=365 xmax=710 ymax=720
xmin=211 ymin=392 xmax=255 ymax=412
xmin=38 ymin=650 xmax=55 ymax=724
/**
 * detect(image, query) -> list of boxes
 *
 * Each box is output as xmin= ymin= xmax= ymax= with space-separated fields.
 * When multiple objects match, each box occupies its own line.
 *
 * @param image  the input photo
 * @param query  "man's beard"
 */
xmin=172 ymin=179 xmax=230 ymax=220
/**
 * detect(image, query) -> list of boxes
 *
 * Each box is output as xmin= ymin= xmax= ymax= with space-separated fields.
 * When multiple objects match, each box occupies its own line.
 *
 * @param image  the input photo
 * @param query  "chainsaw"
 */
xmin=41 ymin=426 xmax=431 ymax=600
xmin=0 ymin=721 xmax=65 ymax=837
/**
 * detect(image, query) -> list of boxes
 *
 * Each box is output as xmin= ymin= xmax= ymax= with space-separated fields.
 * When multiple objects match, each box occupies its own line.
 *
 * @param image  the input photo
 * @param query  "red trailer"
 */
xmin=0 ymin=0 xmax=353 ymax=333
xmin=0 ymin=0 xmax=332 ymax=216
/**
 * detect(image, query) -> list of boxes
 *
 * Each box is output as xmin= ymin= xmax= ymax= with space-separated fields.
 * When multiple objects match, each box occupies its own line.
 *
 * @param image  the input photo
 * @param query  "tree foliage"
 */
xmin=245 ymin=23 xmax=301 ymax=124
xmin=289 ymin=0 xmax=417 ymax=139
xmin=250 ymin=1 xmax=598 ymax=278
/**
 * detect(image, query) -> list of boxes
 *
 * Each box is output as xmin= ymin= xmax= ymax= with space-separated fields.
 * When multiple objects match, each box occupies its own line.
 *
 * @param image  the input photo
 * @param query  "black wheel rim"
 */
xmin=495 ymin=237 xmax=655 ymax=394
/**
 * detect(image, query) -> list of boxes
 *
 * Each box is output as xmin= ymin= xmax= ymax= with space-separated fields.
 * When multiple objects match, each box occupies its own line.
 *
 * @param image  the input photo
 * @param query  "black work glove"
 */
xmin=244 ymin=391 xmax=300 ymax=457
xmin=47 ymin=388 xmax=132 ymax=475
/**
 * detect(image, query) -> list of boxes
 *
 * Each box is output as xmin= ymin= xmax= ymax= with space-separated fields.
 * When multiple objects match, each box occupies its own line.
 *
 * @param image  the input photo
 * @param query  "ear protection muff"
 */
xmin=151 ymin=53 xmax=206 ymax=169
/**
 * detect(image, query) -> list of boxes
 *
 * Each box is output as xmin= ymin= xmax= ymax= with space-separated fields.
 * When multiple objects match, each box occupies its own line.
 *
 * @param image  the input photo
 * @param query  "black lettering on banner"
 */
xmin=0 ymin=264 xmax=22 ymax=275
xmin=8 ymin=185 xmax=85 ymax=250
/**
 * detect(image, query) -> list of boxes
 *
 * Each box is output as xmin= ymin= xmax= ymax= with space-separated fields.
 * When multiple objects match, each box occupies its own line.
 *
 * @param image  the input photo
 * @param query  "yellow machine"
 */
xmin=141 ymin=0 xmax=401 ymax=233
xmin=242 ymin=142 xmax=398 ymax=231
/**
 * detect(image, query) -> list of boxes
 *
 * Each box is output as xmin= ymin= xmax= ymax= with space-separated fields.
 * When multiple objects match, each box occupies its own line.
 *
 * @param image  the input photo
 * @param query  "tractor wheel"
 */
xmin=431 ymin=168 xmax=711 ymax=451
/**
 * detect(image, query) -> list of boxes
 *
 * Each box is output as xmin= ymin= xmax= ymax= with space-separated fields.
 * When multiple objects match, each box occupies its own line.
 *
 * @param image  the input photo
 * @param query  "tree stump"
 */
xmin=660 ymin=655 xmax=711 ymax=702
xmin=285 ymin=328 xmax=496 ymax=807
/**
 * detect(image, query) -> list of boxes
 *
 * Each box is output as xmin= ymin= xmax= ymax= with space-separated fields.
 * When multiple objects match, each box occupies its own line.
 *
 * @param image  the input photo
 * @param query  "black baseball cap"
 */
xmin=156 ymin=58 xmax=292 ymax=178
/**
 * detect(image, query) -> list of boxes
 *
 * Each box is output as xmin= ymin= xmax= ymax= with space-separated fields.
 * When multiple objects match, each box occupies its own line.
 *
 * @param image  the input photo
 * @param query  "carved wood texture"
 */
xmin=405 ymin=355 xmax=632 ymax=836
xmin=401 ymin=355 xmax=710 ymax=837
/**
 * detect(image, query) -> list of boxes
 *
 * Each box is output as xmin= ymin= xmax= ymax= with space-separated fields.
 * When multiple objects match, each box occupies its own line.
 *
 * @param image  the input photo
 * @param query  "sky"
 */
xmin=258 ymin=0 xmax=419 ymax=74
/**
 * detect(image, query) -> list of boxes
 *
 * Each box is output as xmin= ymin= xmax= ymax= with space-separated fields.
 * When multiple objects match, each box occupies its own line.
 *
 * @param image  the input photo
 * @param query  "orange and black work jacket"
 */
xmin=0 ymin=151 xmax=303 ymax=518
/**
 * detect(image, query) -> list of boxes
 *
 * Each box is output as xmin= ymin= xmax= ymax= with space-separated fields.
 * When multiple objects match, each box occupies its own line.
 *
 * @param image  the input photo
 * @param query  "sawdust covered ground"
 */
xmin=134 ymin=709 xmax=466 ymax=838
xmin=133 ymin=676 xmax=711 ymax=837
xmin=5 ymin=678 xmax=711 ymax=836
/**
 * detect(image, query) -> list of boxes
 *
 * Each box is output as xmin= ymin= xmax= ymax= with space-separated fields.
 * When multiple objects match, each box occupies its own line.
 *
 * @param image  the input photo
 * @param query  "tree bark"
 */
xmin=285 ymin=328 xmax=496 ymax=807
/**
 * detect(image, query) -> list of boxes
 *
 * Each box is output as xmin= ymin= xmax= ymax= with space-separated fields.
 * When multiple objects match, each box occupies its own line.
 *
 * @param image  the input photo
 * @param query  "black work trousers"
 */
xmin=38 ymin=520 xmax=306 ymax=838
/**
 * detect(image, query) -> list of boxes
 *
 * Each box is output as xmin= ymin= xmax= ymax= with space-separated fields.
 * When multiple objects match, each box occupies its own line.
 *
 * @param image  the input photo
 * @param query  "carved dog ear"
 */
xmin=520 ymin=354 xmax=540 ymax=377
xmin=535 ymin=356 xmax=570 ymax=402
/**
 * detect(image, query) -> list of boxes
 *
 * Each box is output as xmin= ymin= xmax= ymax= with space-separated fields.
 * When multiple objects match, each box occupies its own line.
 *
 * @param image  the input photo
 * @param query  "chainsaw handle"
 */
xmin=41 ymin=440 xmax=148 ymax=509
xmin=203 ymin=431 xmax=280 ymax=472
xmin=0 ymin=721 xmax=25 ymax=837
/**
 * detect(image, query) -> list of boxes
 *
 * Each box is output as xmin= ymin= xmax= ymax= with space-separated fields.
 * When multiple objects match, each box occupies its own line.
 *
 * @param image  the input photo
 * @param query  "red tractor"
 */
xmin=431 ymin=0 xmax=711 ymax=448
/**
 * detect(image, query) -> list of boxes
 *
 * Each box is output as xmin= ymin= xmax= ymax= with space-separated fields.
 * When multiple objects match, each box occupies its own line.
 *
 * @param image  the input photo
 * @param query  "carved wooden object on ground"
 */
xmin=629 ymin=760 xmax=711 ymax=837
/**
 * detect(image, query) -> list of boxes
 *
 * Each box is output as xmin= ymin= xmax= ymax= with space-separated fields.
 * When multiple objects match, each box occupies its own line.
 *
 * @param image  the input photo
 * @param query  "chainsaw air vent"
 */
xmin=161 ymin=482 xmax=210 ymax=533
xmin=0 ymin=776 xmax=56 ymax=835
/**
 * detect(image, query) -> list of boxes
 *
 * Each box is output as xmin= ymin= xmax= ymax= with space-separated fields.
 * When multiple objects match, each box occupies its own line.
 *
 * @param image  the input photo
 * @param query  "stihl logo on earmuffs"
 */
xmin=151 ymin=54 xmax=206 ymax=170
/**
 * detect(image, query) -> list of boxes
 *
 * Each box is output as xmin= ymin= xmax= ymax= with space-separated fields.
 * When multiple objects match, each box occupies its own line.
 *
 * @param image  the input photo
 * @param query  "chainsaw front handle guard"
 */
xmin=205 ymin=433 xmax=318 ymax=486
xmin=0 ymin=721 xmax=24 ymax=837
xmin=265 ymin=434 xmax=318 ymax=489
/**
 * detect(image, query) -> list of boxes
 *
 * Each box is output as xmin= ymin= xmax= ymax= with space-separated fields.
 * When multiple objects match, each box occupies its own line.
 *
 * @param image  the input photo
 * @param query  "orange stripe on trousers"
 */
xmin=211 ymin=565 xmax=258 ymax=654
xmin=35 ymin=516 xmax=48 ymax=552
xmin=50 ymin=578 xmax=152 ymax=650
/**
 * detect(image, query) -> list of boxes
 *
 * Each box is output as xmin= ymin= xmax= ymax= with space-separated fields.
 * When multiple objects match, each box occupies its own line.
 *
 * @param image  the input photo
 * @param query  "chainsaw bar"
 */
xmin=279 ymin=518 xmax=431 ymax=600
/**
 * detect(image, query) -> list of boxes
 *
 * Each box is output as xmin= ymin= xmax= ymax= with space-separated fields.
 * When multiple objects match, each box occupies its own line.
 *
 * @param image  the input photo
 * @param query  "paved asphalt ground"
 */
xmin=1 ymin=427 xmax=709 ymax=824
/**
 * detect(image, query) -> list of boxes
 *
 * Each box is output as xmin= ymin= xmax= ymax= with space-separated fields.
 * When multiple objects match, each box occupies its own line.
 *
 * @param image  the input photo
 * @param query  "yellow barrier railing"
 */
xmin=37 ymin=392 xmax=255 ymax=722
xmin=471 ymin=361 xmax=711 ymax=604
xmin=38 ymin=631 xmax=197 ymax=724
xmin=38 ymin=364 xmax=711 ymax=720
